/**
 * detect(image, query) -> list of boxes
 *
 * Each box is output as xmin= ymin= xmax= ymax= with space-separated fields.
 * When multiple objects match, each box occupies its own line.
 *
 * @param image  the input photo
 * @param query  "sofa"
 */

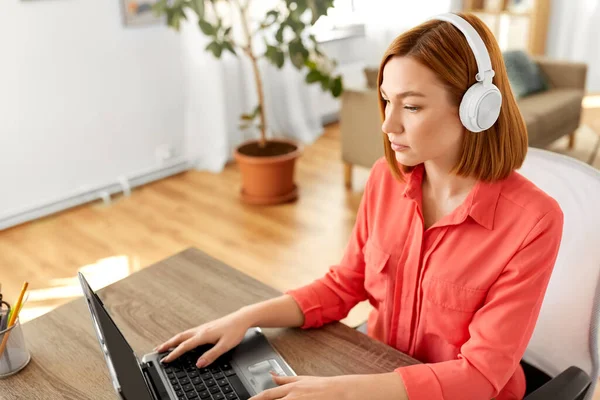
xmin=340 ymin=57 xmax=588 ymax=188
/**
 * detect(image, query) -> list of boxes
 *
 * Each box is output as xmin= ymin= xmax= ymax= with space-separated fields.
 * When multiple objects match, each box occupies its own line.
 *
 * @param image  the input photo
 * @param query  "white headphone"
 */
xmin=432 ymin=13 xmax=502 ymax=132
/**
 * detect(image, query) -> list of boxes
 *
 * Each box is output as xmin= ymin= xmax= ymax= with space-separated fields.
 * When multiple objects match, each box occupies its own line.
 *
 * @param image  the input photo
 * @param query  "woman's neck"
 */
xmin=422 ymin=159 xmax=477 ymax=201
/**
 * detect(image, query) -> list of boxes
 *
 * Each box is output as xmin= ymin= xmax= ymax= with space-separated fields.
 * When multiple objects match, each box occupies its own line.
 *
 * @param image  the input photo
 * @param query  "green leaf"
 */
xmin=199 ymin=19 xmax=216 ymax=35
xmin=288 ymin=39 xmax=309 ymax=70
xmin=259 ymin=11 xmax=279 ymax=30
xmin=252 ymin=104 xmax=262 ymax=118
xmin=222 ymin=41 xmax=236 ymax=55
xmin=304 ymin=59 xmax=317 ymax=69
xmin=265 ymin=45 xmax=285 ymax=68
xmin=266 ymin=10 xmax=279 ymax=20
xmin=295 ymin=0 xmax=308 ymax=14
xmin=205 ymin=41 xmax=223 ymax=58
xmin=275 ymin=49 xmax=285 ymax=68
xmin=189 ymin=0 xmax=204 ymax=17
xmin=239 ymin=105 xmax=261 ymax=125
xmin=166 ymin=7 xmax=187 ymax=31
xmin=152 ymin=0 xmax=168 ymax=15
xmin=290 ymin=53 xmax=303 ymax=69
xmin=307 ymin=0 xmax=335 ymax=25
xmin=305 ymin=70 xmax=321 ymax=83
xmin=286 ymin=13 xmax=305 ymax=35
xmin=275 ymin=25 xmax=285 ymax=43
xmin=320 ymin=75 xmax=330 ymax=91
xmin=330 ymin=76 xmax=343 ymax=97
xmin=265 ymin=45 xmax=277 ymax=59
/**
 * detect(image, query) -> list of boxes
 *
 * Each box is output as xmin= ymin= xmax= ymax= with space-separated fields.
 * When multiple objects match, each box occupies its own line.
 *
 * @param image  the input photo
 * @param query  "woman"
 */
xmin=157 ymin=12 xmax=563 ymax=400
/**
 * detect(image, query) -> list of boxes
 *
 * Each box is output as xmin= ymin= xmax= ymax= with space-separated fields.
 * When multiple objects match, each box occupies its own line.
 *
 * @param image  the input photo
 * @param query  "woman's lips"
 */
xmin=391 ymin=143 xmax=409 ymax=151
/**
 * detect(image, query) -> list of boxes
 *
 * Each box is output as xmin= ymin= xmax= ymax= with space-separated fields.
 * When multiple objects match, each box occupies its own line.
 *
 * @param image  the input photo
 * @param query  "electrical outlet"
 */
xmin=155 ymin=144 xmax=174 ymax=162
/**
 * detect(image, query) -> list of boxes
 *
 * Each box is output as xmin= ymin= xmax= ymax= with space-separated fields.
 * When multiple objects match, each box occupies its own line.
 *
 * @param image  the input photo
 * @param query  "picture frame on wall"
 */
xmin=121 ymin=0 xmax=164 ymax=26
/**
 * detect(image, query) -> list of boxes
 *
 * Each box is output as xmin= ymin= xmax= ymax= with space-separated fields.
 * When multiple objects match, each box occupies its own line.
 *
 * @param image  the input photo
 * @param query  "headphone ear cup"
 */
xmin=459 ymin=84 xmax=479 ymax=132
xmin=459 ymin=83 xmax=502 ymax=132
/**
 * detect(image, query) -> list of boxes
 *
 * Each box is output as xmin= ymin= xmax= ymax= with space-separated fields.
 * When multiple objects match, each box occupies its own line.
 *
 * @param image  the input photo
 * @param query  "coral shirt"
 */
xmin=286 ymin=158 xmax=563 ymax=400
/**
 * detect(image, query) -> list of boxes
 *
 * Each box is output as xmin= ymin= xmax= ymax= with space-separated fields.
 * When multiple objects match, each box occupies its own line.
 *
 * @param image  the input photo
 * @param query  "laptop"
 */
xmin=78 ymin=272 xmax=297 ymax=400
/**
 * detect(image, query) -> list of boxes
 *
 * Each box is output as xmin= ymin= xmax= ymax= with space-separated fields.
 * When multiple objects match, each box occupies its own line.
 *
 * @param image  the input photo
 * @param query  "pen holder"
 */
xmin=0 ymin=319 xmax=31 ymax=378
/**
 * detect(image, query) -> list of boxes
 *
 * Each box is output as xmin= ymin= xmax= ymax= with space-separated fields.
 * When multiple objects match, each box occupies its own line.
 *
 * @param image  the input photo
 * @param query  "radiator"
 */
xmin=0 ymin=158 xmax=190 ymax=231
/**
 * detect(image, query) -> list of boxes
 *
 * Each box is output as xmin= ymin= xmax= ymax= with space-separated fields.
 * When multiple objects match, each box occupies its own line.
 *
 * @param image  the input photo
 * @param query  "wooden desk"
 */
xmin=0 ymin=248 xmax=418 ymax=399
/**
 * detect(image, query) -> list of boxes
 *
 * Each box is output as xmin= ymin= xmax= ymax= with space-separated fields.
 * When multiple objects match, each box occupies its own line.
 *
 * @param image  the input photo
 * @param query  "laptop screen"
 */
xmin=79 ymin=273 xmax=154 ymax=400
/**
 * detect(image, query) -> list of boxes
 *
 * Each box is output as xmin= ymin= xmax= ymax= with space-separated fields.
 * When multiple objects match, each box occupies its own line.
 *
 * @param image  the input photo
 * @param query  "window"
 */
xmin=313 ymin=0 xmax=360 ymax=31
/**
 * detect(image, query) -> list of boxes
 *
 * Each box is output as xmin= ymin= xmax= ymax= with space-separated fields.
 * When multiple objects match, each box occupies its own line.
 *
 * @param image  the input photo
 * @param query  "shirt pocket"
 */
xmin=363 ymin=240 xmax=391 ymax=304
xmin=421 ymin=278 xmax=487 ymax=346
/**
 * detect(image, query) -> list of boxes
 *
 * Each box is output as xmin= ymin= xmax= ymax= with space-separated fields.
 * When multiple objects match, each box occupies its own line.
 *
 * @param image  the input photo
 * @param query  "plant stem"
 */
xmin=237 ymin=0 xmax=267 ymax=148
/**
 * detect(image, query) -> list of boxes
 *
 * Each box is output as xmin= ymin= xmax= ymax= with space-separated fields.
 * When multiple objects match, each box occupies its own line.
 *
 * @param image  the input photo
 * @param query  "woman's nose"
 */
xmin=382 ymin=112 xmax=402 ymax=135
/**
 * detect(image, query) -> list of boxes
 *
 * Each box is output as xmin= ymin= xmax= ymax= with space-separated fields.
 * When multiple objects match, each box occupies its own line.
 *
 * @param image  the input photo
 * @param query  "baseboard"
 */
xmin=322 ymin=112 xmax=340 ymax=125
xmin=0 ymin=158 xmax=190 ymax=231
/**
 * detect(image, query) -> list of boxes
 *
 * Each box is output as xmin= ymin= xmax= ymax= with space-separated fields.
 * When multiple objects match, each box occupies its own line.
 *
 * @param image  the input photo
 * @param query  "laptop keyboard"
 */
xmin=160 ymin=346 xmax=250 ymax=400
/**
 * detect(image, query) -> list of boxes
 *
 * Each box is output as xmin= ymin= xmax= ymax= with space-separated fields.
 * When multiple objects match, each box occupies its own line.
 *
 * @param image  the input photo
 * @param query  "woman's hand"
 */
xmin=249 ymin=371 xmax=408 ymax=400
xmin=249 ymin=374 xmax=351 ymax=400
xmin=156 ymin=309 xmax=252 ymax=368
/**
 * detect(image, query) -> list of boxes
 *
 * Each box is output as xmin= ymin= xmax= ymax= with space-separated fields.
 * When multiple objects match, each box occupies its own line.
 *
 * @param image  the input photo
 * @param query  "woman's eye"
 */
xmin=404 ymin=106 xmax=419 ymax=112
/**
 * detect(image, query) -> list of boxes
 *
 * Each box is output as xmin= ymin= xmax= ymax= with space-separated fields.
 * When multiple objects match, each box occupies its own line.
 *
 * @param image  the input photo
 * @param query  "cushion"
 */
xmin=520 ymin=108 xmax=543 ymax=147
xmin=503 ymin=50 xmax=549 ymax=99
xmin=517 ymin=88 xmax=584 ymax=146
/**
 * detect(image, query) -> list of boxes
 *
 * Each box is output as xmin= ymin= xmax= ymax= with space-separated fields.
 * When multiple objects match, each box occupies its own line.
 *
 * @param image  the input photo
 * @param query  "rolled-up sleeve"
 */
xmin=285 ymin=164 xmax=379 ymax=329
xmin=396 ymin=208 xmax=564 ymax=400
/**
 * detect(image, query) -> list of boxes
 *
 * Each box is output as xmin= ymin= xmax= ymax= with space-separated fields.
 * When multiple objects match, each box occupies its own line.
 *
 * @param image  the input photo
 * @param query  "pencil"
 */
xmin=0 ymin=282 xmax=29 ymax=358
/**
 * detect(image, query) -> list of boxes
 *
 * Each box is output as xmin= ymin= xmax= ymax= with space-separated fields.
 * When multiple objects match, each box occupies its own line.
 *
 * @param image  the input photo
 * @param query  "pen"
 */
xmin=0 ymin=301 xmax=10 ymax=332
xmin=0 ymin=282 xmax=28 ymax=358
xmin=0 ymin=301 xmax=12 ymax=369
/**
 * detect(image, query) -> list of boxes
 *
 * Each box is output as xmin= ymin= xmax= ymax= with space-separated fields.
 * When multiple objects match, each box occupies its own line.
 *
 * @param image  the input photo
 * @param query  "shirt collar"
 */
xmin=468 ymin=178 xmax=503 ymax=230
xmin=402 ymin=164 xmax=424 ymax=200
xmin=402 ymin=164 xmax=504 ymax=230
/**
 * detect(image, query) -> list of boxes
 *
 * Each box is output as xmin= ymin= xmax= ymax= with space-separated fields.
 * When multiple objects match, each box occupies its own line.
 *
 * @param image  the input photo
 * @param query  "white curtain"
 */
xmin=546 ymin=0 xmax=600 ymax=92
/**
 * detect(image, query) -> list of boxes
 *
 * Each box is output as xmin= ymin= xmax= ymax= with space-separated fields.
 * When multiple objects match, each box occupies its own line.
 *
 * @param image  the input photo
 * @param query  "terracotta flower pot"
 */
xmin=234 ymin=138 xmax=302 ymax=205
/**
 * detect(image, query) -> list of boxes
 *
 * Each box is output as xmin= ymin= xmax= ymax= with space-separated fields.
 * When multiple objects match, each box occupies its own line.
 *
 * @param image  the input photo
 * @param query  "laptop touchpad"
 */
xmin=248 ymin=359 xmax=286 ymax=392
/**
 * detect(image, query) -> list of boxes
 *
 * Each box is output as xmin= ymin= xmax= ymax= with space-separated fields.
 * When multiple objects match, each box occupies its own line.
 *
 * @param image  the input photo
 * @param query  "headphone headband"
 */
xmin=433 ymin=13 xmax=495 ymax=85
xmin=429 ymin=13 xmax=502 ymax=132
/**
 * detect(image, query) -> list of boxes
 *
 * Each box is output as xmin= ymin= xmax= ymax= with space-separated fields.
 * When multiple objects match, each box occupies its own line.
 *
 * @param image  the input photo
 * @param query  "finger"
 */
xmin=271 ymin=373 xmax=302 ymax=385
xmin=156 ymin=330 xmax=193 ymax=353
xmin=161 ymin=337 xmax=198 ymax=363
xmin=249 ymin=383 xmax=292 ymax=400
xmin=197 ymin=340 xmax=228 ymax=367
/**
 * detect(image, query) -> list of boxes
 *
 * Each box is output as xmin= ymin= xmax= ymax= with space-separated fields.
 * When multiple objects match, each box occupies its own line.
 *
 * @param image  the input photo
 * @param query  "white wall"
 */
xmin=0 ymin=0 xmax=185 ymax=220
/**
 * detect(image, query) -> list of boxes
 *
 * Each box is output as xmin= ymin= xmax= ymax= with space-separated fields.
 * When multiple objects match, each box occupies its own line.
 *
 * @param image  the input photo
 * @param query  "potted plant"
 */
xmin=153 ymin=0 xmax=343 ymax=205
